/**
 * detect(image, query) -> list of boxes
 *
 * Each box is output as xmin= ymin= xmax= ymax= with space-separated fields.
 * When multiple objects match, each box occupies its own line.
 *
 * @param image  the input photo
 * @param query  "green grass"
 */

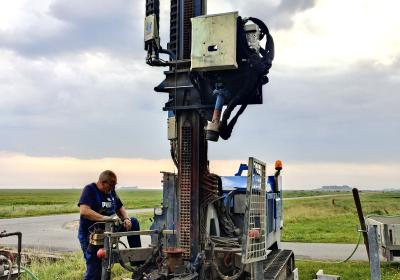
xmin=20 ymin=254 xmax=400 ymax=280
xmin=282 ymin=190 xmax=347 ymax=198
xmin=0 ymin=189 xmax=341 ymax=219
xmin=21 ymin=252 xmax=132 ymax=280
xmin=7 ymin=189 xmax=400 ymax=279
xmin=136 ymin=212 xmax=154 ymax=230
xmin=20 ymin=213 xmax=155 ymax=280
xmin=0 ymin=189 xmax=162 ymax=218
xmin=282 ymin=192 xmax=400 ymax=243
xmin=2 ymin=189 xmax=400 ymax=244
xmin=297 ymin=260 xmax=400 ymax=279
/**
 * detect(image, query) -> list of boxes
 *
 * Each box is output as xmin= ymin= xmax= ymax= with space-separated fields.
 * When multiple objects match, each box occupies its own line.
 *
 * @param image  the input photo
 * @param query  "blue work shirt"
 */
xmin=77 ymin=183 xmax=123 ymax=235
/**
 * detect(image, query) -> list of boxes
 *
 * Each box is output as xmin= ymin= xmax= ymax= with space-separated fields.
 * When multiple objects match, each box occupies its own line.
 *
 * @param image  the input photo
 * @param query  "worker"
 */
xmin=77 ymin=170 xmax=141 ymax=280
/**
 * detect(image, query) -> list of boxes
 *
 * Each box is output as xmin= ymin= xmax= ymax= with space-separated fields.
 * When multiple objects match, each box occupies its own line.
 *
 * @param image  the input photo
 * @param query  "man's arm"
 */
xmin=116 ymin=206 xmax=132 ymax=230
xmin=116 ymin=206 xmax=130 ymax=221
xmin=80 ymin=204 xmax=109 ymax=221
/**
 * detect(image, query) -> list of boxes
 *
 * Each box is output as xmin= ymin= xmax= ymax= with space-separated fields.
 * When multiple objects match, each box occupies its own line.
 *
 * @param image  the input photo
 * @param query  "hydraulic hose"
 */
xmin=21 ymin=266 xmax=39 ymax=280
xmin=300 ymin=231 xmax=363 ymax=264
xmin=339 ymin=231 xmax=362 ymax=263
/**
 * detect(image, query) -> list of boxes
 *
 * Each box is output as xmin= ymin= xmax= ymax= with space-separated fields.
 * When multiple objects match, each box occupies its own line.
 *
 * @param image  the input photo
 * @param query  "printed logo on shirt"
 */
xmin=102 ymin=201 xmax=112 ymax=208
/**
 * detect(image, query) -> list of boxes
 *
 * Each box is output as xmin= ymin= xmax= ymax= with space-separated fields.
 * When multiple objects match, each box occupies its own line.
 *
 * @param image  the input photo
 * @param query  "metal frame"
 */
xmin=242 ymin=157 xmax=267 ymax=264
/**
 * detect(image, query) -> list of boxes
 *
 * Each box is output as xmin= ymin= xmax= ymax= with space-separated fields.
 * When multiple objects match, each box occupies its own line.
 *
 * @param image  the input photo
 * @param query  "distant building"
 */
xmin=319 ymin=185 xmax=352 ymax=192
xmin=119 ymin=186 xmax=138 ymax=190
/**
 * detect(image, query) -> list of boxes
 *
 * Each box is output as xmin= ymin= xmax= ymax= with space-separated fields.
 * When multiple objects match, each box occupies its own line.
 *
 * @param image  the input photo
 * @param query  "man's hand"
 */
xmin=116 ymin=206 xmax=133 ymax=230
xmin=80 ymin=204 xmax=110 ymax=222
xmin=102 ymin=215 xmax=119 ymax=222
xmin=123 ymin=218 xmax=132 ymax=230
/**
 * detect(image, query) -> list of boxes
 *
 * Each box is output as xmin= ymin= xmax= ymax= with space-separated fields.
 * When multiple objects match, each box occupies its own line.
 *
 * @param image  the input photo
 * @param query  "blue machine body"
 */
xmin=220 ymin=165 xmax=283 ymax=248
xmin=151 ymin=164 xmax=283 ymax=251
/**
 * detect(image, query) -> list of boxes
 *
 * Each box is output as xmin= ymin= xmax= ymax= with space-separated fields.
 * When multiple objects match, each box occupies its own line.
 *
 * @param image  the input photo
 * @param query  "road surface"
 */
xmin=0 ymin=209 xmax=368 ymax=261
xmin=0 ymin=209 xmax=153 ymax=252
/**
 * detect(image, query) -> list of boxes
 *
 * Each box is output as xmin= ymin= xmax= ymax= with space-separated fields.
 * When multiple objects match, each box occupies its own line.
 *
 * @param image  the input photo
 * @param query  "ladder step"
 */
xmin=264 ymin=250 xmax=295 ymax=280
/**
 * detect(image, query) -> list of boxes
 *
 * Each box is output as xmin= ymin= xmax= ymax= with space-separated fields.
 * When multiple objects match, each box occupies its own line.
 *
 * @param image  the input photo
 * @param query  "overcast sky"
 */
xmin=1 ymin=0 xmax=399 ymax=189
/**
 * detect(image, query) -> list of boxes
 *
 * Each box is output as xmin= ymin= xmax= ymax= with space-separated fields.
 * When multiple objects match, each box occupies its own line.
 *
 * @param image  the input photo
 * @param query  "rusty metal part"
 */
xmin=179 ymin=124 xmax=193 ymax=259
xmin=0 ymin=231 xmax=21 ymax=278
xmin=206 ymin=246 xmax=241 ymax=273
xmin=119 ymin=247 xmax=154 ymax=263
xmin=164 ymin=247 xmax=185 ymax=273
xmin=200 ymin=171 xmax=219 ymax=245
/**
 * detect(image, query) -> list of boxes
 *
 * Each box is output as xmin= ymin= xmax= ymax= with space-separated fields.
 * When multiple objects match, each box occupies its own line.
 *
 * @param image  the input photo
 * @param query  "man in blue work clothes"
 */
xmin=78 ymin=170 xmax=141 ymax=280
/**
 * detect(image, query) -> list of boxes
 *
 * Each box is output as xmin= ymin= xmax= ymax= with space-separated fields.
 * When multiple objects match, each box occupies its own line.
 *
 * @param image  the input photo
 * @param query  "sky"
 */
xmin=0 ymin=0 xmax=399 ymax=189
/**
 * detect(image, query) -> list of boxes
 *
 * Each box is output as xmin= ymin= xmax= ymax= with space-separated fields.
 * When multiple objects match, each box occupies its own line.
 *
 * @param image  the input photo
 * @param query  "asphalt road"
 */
xmin=0 ymin=209 xmax=368 ymax=261
xmin=0 ymin=209 xmax=153 ymax=252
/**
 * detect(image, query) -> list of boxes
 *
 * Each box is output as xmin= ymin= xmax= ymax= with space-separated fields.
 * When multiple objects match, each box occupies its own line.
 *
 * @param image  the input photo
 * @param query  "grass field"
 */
xmin=0 ymin=189 xmax=329 ymax=219
xmin=0 ymin=189 xmax=162 ymax=218
xmin=282 ymin=190 xmax=350 ymax=198
xmin=296 ymin=260 xmax=400 ymax=279
xmin=3 ymin=189 xmax=400 ymax=279
xmin=281 ymin=191 xmax=400 ymax=243
xmin=20 ymin=253 xmax=400 ymax=280
xmin=2 ymin=189 xmax=400 ymax=244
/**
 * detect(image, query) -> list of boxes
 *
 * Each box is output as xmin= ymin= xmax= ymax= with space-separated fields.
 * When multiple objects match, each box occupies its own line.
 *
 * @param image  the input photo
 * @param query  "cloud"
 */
xmin=275 ymin=0 xmax=400 ymax=67
xmin=0 ymin=0 xmax=399 ymax=190
xmin=1 ymin=45 xmax=400 ymax=163
xmin=0 ymin=0 xmax=317 ymax=58
xmin=275 ymin=0 xmax=317 ymax=28
xmin=0 ymin=0 xmax=144 ymax=58
xmin=207 ymin=0 xmax=317 ymax=30
xmin=208 ymin=59 xmax=400 ymax=163
xmin=282 ymin=161 xmax=400 ymax=189
xmin=0 ymin=50 xmax=170 ymax=158
xmin=0 ymin=152 xmax=175 ymax=188
xmin=0 ymin=152 xmax=399 ymax=189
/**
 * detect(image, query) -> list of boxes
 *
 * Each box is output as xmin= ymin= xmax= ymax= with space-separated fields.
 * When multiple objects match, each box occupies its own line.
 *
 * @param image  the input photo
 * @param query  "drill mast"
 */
xmin=167 ymin=0 xmax=208 ymax=260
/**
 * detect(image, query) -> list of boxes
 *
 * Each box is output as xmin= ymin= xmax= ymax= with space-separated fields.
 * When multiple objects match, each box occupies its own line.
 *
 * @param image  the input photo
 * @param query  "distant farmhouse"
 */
xmin=119 ymin=186 xmax=139 ymax=190
xmin=318 ymin=185 xmax=352 ymax=192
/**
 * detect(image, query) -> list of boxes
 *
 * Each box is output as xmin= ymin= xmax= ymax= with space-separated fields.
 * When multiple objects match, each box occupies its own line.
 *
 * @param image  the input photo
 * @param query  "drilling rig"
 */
xmin=97 ymin=1 xmax=296 ymax=279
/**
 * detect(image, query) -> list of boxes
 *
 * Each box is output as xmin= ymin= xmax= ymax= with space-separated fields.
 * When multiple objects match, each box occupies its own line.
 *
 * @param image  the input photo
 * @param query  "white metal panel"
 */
xmin=191 ymin=12 xmax=238 ymax=71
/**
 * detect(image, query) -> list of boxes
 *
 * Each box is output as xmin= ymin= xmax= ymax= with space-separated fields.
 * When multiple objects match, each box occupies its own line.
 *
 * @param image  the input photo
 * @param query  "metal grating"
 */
xmin=145 ymin=0 xmax=159 ymax=17
xmin=169 ymin=0 xmax=178 ymax=57
xmin=179 ymin=125 xmax=192 ymax=259
xmin=243 ymin=157 xmax=267 ymax=264
xmin=183 ymin=0 xmax=194 ymax=59
xmin=264 ymin=250 xmax=294 ymax=280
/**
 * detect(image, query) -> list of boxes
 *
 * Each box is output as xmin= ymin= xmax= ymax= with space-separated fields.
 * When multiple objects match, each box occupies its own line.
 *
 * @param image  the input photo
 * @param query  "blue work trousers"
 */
xmin=78 ymin=217 xmax=141 ymax=280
